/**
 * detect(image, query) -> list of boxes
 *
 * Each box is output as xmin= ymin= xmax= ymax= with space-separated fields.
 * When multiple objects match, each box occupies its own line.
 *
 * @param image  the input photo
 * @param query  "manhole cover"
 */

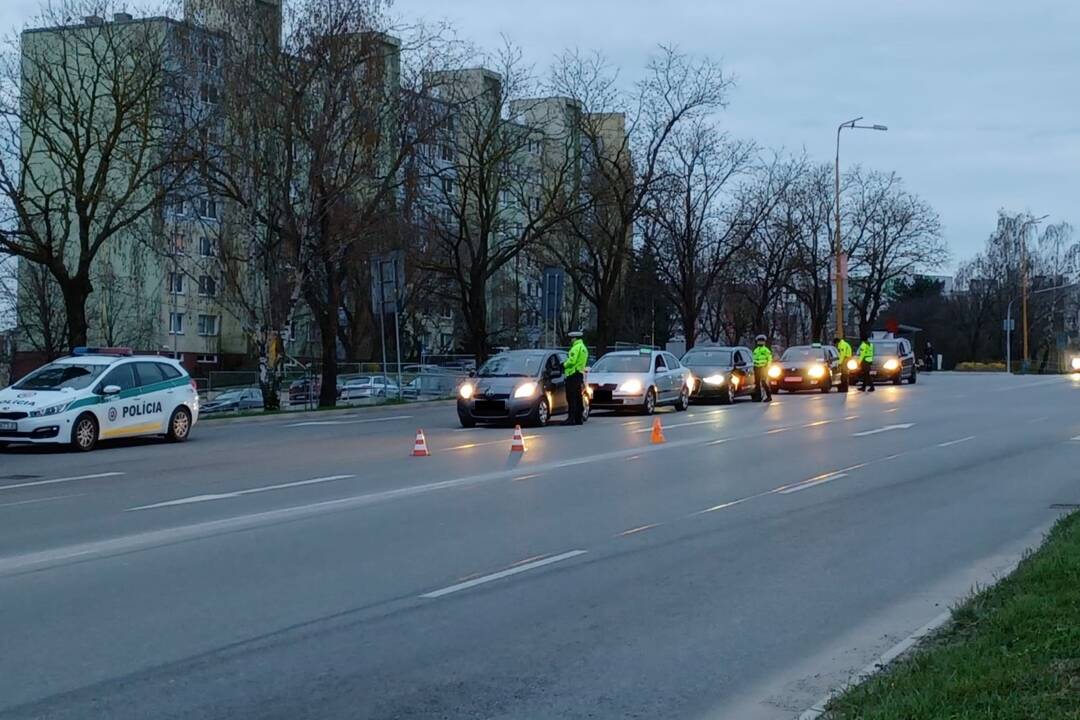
xmin=0 ymin=475 xmax=42 ymax=481
xmin=1050 ymin=504 xmax=1080 ymax=510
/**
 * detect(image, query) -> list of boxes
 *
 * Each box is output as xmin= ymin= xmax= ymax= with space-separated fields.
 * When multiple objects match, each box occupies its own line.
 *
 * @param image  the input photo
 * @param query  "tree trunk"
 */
xmin=60 ymin=276 xmax=91 ymax=350
xmin=681 ymin=301 xmax=698 ymax=350
xmin=317 ymin=312 xmax=339 ymax=408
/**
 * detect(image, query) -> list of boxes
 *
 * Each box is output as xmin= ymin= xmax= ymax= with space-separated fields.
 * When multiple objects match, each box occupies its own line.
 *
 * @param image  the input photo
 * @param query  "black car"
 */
xmin=769 ymin=344 xmax=843 ymax=393
xmin=201 ymin=387 xmax=265 ymax=415
xmin=860 ymin=337 xmax=917 ymax=385
xmin=681 ymin=345 xmax=757 ymax=404
xmin=456 ymin=350 xmax=590 ymax=428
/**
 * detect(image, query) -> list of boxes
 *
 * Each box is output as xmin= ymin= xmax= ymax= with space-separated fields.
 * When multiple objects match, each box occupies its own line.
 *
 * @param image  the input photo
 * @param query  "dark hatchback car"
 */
xmin=681 ymin=345 xmax=757 ymax=404
xmin=859 ymin=338 xmax=917 ymax=385
xmin=456 ymin=350 xmax=590 ymax=428
xmin=769 ymin=344 xmax=843 ymax=393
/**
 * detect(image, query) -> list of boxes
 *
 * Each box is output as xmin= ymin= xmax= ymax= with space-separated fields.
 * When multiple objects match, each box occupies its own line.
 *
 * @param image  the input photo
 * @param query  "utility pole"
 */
xmin=834 ymin=117 xmax=887 ymax=341
xmin=1019 ymin=215 xmax=1048 ymax=367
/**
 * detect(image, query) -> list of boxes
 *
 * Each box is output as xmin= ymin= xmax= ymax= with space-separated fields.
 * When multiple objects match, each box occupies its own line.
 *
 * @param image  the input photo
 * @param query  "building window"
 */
xmin=200 ymin=42 xmax=219 ymax=68
xmin=531 ymin=197 xmax=541 ymax=213
xmin=198 ymin=274 xmax=217 ymax=297
xmin=500 ymin=189 xmax=511 ymax=206
xmin=196 ymin=353 xmax=218 ymax=364
xmin=169 ymin=312 xmax=185 ymax=335
xmin=165 ymin=195 xmax=186 ymax=217
xmin=168 ymin=272 xmax=184 ymax=294
xmin=438 ymin=207 xmax=453 ymax=226
xmin=198 ymin=237 xmax=215 ymax=257
xmin=199 ymin=82 xmax=219 ymax=105
xmin=441 ymin=178 xmax=454 ymax=194
xmin=197 ymin=198 xmax=218 ymax=220
xmin=440 ymin=143 xmax=453 ymax=161
xmin=198 ymin=314 xmax=220 ymax=336
xmin=171 ymin=233 xmax=187 ymax=255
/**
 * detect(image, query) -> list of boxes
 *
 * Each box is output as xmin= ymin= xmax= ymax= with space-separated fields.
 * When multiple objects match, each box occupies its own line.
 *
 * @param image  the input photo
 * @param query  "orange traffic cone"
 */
xmin=510 ymin=424 xmax=526 ymax=453
xmin=650 ymin=417 xmax=666 ymax=444
xmin=412 ymin=429 xmax=430 ymax=457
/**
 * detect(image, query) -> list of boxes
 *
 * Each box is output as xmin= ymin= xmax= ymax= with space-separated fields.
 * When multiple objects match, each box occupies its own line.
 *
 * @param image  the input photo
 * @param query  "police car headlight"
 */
xmin=29 ymin=402 xmax=71 ymax=418
xmin=1071 ymin=357 xmax=1080 ymax=371
xmin=884 ymin=358 xmax=900 ymax=371
xmin=808 ymin=364 xmax=826 ymax=379
xmin=767 ymin=365 xmax=781 ymax=379
xmin=847 ymin=358 xmax=860 ymax=372
xmin=618 ymin=379 xmax=643 ymax=394
xmin=459 ymin=383 xmax=475 ymax=400
xmin=513 ymin=382 xmax=539 ymax=399
xmin=704 ymin=374 xmax=725 ymax=386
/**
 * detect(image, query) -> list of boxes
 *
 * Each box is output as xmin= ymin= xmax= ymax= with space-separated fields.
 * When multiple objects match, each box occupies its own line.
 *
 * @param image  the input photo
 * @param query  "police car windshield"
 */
xmin=682 ymin=350 xmax=733 ymax=366
xmin=478 ymin=353 xmax=543 ymax=377
xmin=592 ymin=354 xmax=651 ymax=373
xmin=14 ymin=362 xmax=107 ymax=391
xmin=782 ymin=347 xmax=827 ymax=361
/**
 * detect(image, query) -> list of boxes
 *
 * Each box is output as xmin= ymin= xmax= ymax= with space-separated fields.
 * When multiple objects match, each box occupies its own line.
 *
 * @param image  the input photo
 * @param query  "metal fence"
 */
xmin=193 ymin=358 xmax=475 ymax=418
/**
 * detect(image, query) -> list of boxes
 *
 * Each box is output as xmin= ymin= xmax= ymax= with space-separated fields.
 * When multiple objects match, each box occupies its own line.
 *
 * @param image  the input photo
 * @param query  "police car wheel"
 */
xmin=166 ymin=407 xmax=192 ymax=443
xmin=71 ymin=413 xmax=99 ymax=452
xmin=909 ymin=369 xmax=918 ymax=384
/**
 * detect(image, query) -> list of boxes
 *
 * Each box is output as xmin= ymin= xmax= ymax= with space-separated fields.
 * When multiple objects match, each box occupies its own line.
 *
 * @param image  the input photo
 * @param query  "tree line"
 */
xmin=1 ymin=0 xmax=949 ymax=407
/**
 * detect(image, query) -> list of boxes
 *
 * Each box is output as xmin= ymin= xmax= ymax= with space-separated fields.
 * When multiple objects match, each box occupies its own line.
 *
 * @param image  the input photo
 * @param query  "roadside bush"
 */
xmin=954 ymin=361 xmax=1006 ymax=372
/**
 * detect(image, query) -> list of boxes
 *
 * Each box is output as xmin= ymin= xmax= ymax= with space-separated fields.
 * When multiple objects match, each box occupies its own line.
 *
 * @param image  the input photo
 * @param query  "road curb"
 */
xmin=200 ymin=399 xmax=455 ymax=426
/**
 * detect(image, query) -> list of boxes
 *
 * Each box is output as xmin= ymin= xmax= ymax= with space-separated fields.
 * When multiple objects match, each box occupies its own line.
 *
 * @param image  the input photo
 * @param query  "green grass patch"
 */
xmin=827 ymin=511 xmax=1080 ymax=719
xmin=954 ymin=361 xmax=1008 ymax=372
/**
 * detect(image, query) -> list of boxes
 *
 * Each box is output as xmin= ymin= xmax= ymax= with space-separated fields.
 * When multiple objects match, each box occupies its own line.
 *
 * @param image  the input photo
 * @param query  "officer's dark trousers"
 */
xmin=860 ymin=359 xmax=875 ymax=392
xmin=754 ymin=367 xmax=772 ymax=401
xmin=565 ymin=372 xmax=584 ymax=424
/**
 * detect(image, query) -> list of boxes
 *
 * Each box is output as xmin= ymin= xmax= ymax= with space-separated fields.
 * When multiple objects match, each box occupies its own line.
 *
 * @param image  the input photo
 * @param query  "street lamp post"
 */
xmin=1018 ymin=215 xmax=1049 ymax=368
xmin=835 ymin=117 xmax=887 ymax=341
xmin=1006 ymin=281 xmax=1077 ymax=373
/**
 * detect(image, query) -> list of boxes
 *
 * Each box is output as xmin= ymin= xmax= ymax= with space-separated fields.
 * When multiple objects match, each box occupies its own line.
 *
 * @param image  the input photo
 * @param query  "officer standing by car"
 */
xmin=857 ymin=335 xmax=875 ymax=392
xmin=562 ymin=331 xmax=588 ymax=425
xmin=752 ymin=334 xmax=773 ymax=402
xmin=834 ymin=336 xmax=853 ymax=392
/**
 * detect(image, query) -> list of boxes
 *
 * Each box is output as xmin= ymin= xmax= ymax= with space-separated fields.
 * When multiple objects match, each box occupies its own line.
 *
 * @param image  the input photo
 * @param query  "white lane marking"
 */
xmin=853 ymin=423 xmax=915 ymax=437
xmin=1027 ymin=416 xmax=1049 ymax=424
xmin=938 ymin=435 xmax=976 ymax=448
xmin=286 ymin=415 xmax=411 ymax=427
xmin=128 ymin=475 xmax=355 ymax=511
xmin=0 ymin=493 xmax=86 ymax=509
xmin=1071 ymin=436 xmax=1080 ymax=443
xmin=0 ymin=472 xmax=124 ymax=492
xmin=779 ymin=473 xmax=849 ymax=495
xmin=420 ymin=550 xmax=587 ymax=599
xmin=632 ymin=416 xmax=725 ymax=433
xmin=618 ymin=523 xmax=659 ymax=537
xmin=693 ymin=497 xmax=754 ymax=515
xmin=446 ymin=435 xmax=537 ymax=452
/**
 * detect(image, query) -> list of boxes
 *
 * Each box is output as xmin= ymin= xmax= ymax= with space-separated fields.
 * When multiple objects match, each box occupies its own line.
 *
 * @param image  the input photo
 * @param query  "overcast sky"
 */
xmin=4 ymin=0 xmax=1077 ymax=270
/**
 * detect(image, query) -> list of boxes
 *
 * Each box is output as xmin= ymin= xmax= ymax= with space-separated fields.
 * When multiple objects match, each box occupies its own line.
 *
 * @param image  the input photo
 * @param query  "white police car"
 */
xmin=0 ymin=347 xmax=199 ymax=452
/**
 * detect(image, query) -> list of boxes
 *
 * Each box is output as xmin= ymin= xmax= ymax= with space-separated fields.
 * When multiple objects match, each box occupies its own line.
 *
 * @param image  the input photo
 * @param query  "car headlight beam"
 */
xmin=704 ymin=374 xmax=725 ymax=386
xmin=1071 ymin=357 xmax=1080 ymax=371
xmin=884 ymin=358 xmax=900 ymax=371
xmin=847 ymin=358 xmax=860 ymax=371
xmin=807 ymin=364 xmax=826 ymax=379
xmin=459 ymin=383 xmax=474 ymax=400
xmin=767 ymin=365 xmax=781 ymax=379
xmin=618 ymin=379 xmax=643 ymax=394
xmin=513 ymin=382 xmax=539 ymax=399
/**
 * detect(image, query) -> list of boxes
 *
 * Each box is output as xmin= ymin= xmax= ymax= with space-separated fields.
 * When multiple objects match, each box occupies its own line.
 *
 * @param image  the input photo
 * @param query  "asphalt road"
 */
xmin=1 ymin=373 xmax=1078 ymax=719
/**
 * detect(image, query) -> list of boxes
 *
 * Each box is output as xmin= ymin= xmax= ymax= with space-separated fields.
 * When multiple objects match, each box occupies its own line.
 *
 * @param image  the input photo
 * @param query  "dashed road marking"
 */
xmin=420 ymin=550 xmax=587 ymax=599
xmin=938 ymin=436 xmax=975 ymax=448
xmin=853 ymin=423 xmax=914 ymax=437
xmin=0 ymin=493 xmax=86 ymax=509
xmin=286 ymin=415 xmax=411 ymax=428
xmin=618 ymin=523 xmax=659 ymax=537
xmin=127 ymin=475 xmax=356 ymax=511
xmin=0 ymin=472 xmax=124 ymax=492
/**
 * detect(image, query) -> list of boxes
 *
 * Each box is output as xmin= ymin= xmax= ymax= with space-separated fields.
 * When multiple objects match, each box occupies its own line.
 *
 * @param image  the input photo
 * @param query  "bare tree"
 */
xmin=844 ymin=169 xmax=946 ymax=338
xmin=640 ymin=120 xmax=755 ymax=349
xmin=784 ymin=162 xmax=837 ymax=342
xmin=418 ymin=43 xmax=581 ymax=361
xmin=548 ymin=46 xmax=732 ymax=351
xmin=0 ymin=0 xmax=205 ymax=350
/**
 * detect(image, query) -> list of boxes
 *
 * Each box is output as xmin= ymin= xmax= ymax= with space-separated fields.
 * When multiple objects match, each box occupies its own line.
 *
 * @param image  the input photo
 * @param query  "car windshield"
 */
xmin=782 ymin=347 xmax=827 ymax=361
xmin=591 ymin=354 xmax=651 ymax=373
xmin=682 ymin=349 xmax=733 ymax=366
xmin=873 ymin=341 xmax=900 ymax=355
xmin=214 ymin=390 xmax=246 ymax=401
xmin=13 ymin=362 xmax=107 ymax=391
xmin=478 ymin=353 xmax=543 ymax=377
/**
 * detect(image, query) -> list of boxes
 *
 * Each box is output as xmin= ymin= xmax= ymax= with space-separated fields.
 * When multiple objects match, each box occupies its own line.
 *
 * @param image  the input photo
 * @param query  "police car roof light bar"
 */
xmin=73 ymin=346 xmax=133 ymax=356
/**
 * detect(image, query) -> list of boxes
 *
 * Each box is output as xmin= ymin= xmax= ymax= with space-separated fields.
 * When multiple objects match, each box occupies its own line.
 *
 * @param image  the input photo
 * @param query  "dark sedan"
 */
xmin=768 ymin=344 xmax=843 ymax=393
xmin=848 ymin=338 xmax=918 ymax=385
xmin=681 ymin=345 xmax=757 ymax=404
xmin=456 ymin=350 xmax=589 ymax=428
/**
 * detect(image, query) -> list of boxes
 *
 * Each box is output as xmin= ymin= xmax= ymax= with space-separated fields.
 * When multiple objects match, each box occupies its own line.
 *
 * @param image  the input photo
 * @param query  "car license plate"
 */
xmin=870 ymin=370 xmax=878 ymax=376
xmin=784 ymin=376 xmax=801 ymax=383
xmin=0 ymin=421 xmax=15 ymax=431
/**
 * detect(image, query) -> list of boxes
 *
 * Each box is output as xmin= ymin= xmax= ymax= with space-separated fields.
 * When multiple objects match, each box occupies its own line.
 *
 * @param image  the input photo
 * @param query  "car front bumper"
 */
xmin=0 ymin=415 xmax=70 ymax=444
xmin=458 ymin=397 xmax=539 ymax=422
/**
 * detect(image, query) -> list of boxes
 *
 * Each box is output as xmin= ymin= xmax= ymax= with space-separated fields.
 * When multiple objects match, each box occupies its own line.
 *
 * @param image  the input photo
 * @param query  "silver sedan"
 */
xmin=586 ymin=349 xmax=693 ymax=414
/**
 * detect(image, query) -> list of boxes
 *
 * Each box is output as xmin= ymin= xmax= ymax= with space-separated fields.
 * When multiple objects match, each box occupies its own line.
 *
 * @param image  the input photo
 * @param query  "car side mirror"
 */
xmin=103 ymin=385 xmax=121 ymax=396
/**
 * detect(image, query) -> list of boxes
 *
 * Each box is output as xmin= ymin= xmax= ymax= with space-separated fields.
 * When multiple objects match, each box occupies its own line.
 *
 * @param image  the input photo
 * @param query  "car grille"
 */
xmin=589 ymin=383 xmax=617 ymax=403
xmin=472 ymin=399 xmax=507 ymax=415
xmin=0 ymin=412 xmax=28 ymax=421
